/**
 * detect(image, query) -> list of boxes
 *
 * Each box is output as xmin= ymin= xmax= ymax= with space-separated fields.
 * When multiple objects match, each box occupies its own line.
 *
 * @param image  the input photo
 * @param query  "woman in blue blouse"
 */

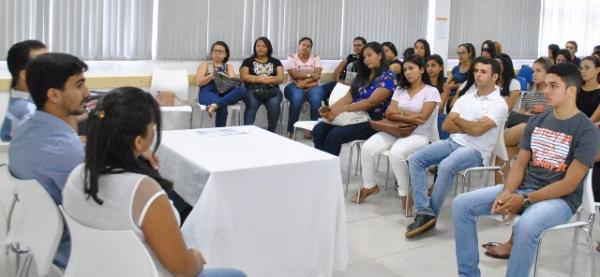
xmin=312 ymin=42 xmax=396 ymax=155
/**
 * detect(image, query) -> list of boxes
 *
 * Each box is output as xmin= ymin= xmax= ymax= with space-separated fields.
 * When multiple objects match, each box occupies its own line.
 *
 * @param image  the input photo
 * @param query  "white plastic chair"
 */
xmin=7 ymin=175 xmax=63 ymax=277
xmin=195 ymin=102 xmax=243 ymax=128
xmin=59 ymin=206 xmax=159 ymax=277
xmin=291 ymin=83 xmax=351 ymax=140
xmin=455 ymin=121 xmax=508 ymax=194
xmin=0 ymin=164 xmax=17 ymax=258
xmin=481 ymin=169 xmax=596 ymax=277
xmin=150 ymin=69 xmax=193 ymax=130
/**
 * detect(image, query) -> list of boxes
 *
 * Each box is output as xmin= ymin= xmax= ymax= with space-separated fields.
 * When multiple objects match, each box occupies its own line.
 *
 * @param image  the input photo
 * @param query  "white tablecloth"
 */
xmin=157 ymin=126 xmax=348 ymax=277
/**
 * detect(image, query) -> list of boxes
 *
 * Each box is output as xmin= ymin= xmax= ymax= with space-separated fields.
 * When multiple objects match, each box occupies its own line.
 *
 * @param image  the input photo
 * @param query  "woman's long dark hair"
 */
xmin=582 ymin=55 xmax=600 ymax=84
xmin=414 ymin=39 xmax=431 ymax=59
xmin=350 ymin=42 xmax=389 ymax=96
xmin=84 ymin=87 xmax=171 ymax=205
xmin=210 ymin=41 xmax=231 ymax=64
xmin=398 ymin=55 xmax=432 ymax=90
xmin=548 ymin=44 xmax=560 ymax=63
xmin=557 ymin=49 xmax=573 ymax=63
xmin=252 ymin=37 xmax=274 ymax=58
xmin=425 ymin=54 xmax=445 ymax=92
xmin=496 ymin=53 xmax=517 ymax=96
xmin=481 ymin=40 xmax=497 ymax=58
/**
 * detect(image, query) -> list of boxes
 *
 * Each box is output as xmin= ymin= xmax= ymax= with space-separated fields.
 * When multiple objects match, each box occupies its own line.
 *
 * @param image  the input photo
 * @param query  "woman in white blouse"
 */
xmin=353 ymin=56 xmax=440 ymax=215
xmin=63 ymin=87 xmax=245 ymax=277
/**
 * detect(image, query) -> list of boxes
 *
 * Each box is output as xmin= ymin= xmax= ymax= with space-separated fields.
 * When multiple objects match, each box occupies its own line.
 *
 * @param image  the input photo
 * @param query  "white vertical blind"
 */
xmin=155 ymin=0 xmax=427 ymax=60
xmin=538 ymin=0 xmax=600 ymax=57
xmin=341 ymin=0 xmax=429 ymax=57
xmin=0 ymin=0 xmax=50 ymax=59
xmin=448 ymin=0 xmax=541 ymax=59
xmin=50 ymin=0 xmax=153 ymax=60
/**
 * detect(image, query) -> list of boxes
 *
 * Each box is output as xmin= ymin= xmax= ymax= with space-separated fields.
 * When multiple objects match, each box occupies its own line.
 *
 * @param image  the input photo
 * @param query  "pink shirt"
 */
xmin=286 ymin=53 xmax=322 ymax=82
xmin=391 ymin=85 xmax=441 ymax=138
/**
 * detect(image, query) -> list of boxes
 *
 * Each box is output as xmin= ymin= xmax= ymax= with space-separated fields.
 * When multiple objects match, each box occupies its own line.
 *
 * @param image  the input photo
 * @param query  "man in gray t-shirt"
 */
xmin=452 ymin=63 xmax=600 ymax=277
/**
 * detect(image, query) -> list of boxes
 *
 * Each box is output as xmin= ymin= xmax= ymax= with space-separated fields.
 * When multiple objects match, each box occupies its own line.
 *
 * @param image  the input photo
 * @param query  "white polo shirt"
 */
xmin=449 ymin=86 xmax=508 ymax=163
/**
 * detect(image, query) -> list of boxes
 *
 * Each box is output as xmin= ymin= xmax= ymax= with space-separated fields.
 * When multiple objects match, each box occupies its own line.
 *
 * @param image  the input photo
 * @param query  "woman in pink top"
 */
xmin=284 ymin=37 xmax=325 ymax=138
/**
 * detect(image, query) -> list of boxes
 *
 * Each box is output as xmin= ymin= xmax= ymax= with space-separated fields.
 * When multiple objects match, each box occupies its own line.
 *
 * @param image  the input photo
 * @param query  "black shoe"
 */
xmin=405 ymin=214 xmax=436 ymax=238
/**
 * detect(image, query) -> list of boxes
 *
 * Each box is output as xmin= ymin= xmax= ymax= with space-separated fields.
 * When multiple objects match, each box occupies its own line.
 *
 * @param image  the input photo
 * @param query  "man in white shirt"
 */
xmin=405 ymin=57 xmax=508 ymax=238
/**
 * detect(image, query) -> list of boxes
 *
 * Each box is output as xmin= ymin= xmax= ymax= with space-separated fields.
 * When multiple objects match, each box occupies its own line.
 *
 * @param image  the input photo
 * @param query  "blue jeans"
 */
xmin=198 ymin=83 xmax=247 ymax=127
xmin=321 ymin=81 xmax=337 ymax=106
xmin=409 ymin=138 xmax=483 ymax=216
xmin=284 ymin=84 xmax=325 ymax=134
xmin=437 ymin=113 xmax=450 ymax=140
xmin=312 ymin=121 xmax=376 ymax=156
xmin=452 ymin=185 xmax=573 ymax=277
xmin=243 ymin=87 xmax=283 ymax=132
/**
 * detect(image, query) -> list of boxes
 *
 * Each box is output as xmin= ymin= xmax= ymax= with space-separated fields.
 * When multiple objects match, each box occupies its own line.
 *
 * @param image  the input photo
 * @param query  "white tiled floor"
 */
xmin=1 ymin=140 xmax=599 ymax=277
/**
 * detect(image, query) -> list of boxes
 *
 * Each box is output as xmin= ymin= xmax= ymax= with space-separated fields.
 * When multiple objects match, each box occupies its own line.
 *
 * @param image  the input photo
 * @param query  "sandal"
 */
xmin=482 ymin=242 xmax=511 ymax=260
xmin=351 ymin=186 xmax=380 ymax=204
xmin=207 ymin=103 xmax=218 ymax=118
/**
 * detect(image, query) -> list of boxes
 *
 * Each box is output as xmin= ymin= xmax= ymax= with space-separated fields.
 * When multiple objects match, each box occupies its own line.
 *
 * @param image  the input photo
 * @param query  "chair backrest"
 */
xmin=429 ymin=106 xmax=440 ymax=143
xmin=0 ymin=92 xmax=9 ymax=125
xmin=60 ymin=206 xmax=159 ymax=277
xmin=485 ymin=121 xmax=508 ymax=166
xmin=329 ymin=83 xmax=351 ymax=106
xmin=150 ymin=69 xmax=189 ymax=103
xmin=581 ymin=169 xmax=596 ymax=215
xmin=0 ymin=165 xmax=16 ymax=223
xmin=8 ymin=174 xmax=63 ymax=276
xmin=516 ymin=76 xmax=528 ymax=92
xmin=518 ymin=65 xmax=533 ymax=84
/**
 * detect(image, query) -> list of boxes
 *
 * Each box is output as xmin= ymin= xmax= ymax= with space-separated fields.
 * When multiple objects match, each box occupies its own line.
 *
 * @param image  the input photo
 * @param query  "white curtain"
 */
xmin=341 ymin=0 xmax=428 ymax=58
xmin=448 ymin=0 xmax=541 ymax=59
xmin=538 ymin=0 xmax=600 ymax=57
xmin=0 ymin=0 xmax=50 ymax=60
xmin=50 ymin=0 xmax=153 ymax=60
xmin=155 ymin=0 xmax=429 ymax=61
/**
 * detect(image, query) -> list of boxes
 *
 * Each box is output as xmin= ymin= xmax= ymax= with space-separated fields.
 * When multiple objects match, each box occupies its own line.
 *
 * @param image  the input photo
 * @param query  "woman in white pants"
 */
xmin=353 ymin=55 xmax=440 ymax=214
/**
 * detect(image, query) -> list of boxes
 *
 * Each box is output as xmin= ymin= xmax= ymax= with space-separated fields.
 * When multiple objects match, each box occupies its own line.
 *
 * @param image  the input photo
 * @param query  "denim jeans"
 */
xmin=198 ymin=268 xmax=247 ymax=277
xmin=198 ymin=82 xmax=247 ymax=127
xmin=452 ymin=185 xmax=573 ymax=277
xmin=408 ymin=138 xmax=483 ymax=216
xmin=284 ymin=83 xmax=325 ymax=134
xmin=312 ymin=121 xmax=376 ymax=156
xmin=243 ymin=87 xmax=283 ymax=132
xmin=321 ymin=81 xmax=337 ymax=106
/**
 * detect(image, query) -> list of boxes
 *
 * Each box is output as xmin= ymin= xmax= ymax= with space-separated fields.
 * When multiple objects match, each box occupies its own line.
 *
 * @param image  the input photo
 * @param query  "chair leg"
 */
xmin=199 ymin=109 xmax=204 ymax=128
xmin=354 ymin=144 xmax=361 ymax=176
xmin=292 ymin=127 xmax=298 ymax=141
xmin=586 ymin=232 xmax=596 ymax=277
xmin=384 ymin=158 xmax=390 ymax=190
xmin=345 ymin=146 xmax=354 ymax=198
xmin=568 ymin=227 xmax=581 ymax=277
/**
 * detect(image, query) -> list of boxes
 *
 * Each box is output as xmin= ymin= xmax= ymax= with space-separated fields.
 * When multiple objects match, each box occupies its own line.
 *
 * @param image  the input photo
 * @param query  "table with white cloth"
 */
xmin=156 ymin=126 xmax=348 ymax=277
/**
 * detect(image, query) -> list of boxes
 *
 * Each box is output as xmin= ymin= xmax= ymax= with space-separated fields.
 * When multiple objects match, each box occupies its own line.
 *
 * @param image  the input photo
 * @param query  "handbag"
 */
xmin=369 ymin=118 xmax=416 ymax=138
xmin=213 ymin=72 xmax=241 ymax=94
xmin=247 ymin=84 xmax=279 ymax=102
xmin=323 ymin=111 xmax=370 ymax=126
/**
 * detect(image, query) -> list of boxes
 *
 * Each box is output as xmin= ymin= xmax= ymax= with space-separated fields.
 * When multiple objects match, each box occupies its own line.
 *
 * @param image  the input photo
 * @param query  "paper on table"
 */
xmin=194 ymin=128 xmax=249 ymax=137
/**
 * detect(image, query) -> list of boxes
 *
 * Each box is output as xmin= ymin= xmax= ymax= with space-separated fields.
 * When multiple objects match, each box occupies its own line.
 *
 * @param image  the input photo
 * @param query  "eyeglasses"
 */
xmin=456 ymin=51 xmax=468 ymax=55
xmin=212 ymin=49 xmax=226 ymax=54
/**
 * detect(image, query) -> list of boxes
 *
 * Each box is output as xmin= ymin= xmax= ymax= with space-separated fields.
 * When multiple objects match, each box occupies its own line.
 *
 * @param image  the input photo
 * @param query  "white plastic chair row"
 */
xmin=4 ymin=164 xmax=159 ymax=277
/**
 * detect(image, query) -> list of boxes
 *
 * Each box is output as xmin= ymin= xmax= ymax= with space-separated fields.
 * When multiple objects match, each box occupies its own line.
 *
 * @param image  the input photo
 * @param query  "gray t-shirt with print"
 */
xmin=519 ymin=111 xmax=600 ymax=213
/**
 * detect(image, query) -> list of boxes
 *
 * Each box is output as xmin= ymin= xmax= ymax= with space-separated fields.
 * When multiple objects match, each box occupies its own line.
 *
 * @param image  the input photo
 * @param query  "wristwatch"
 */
xmin=307 ymin=73 xmax=312 ymax=79
xmin=520 ymin=193 xmax=532 ymax=209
